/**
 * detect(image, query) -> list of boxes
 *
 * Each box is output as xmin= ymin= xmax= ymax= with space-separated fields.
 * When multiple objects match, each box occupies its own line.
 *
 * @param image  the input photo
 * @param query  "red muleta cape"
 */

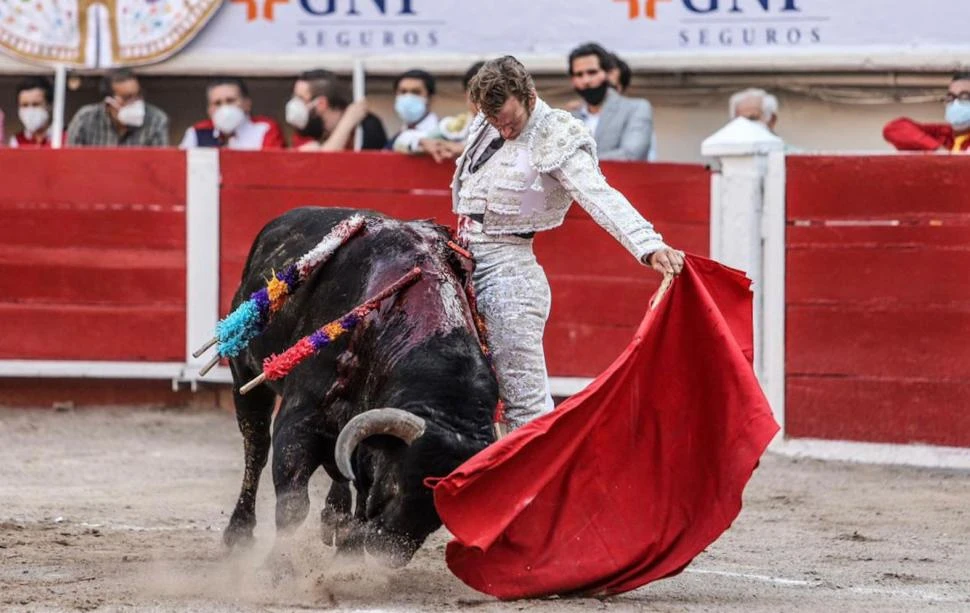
xmin=431 ymin=255 xmax=780 ymax=599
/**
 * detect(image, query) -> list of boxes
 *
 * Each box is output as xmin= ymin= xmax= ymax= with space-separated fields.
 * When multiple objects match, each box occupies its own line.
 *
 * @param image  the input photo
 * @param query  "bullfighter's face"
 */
xmin=486 ymin=94 xmax=534 ymax=141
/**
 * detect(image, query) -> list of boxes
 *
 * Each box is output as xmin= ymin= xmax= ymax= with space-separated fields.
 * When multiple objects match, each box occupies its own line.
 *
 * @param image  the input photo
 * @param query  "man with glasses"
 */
xmin=883 ymin=73 xmax=970 ymax=153
xmin=67 ymin=68 xmax=169 ymax=147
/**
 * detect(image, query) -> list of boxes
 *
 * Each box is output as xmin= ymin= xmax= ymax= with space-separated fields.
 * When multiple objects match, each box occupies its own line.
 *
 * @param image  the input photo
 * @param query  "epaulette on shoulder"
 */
xmin=528 ymin=109 xmax=597 ymax=173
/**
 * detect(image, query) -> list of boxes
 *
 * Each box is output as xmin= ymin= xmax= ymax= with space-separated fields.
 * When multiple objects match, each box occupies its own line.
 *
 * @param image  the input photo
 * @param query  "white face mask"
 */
xmin=117 ymin=99 xmax=146 ymax=127
xmin=19 ymin=106 xmax=50 ymax=134
xmin=394 ymin=93 xmax=428 ymax=125
xmin=285 ymin=97 xmax=310 ymax=129
xmin=212 ymin=104 xmax=247 ymax=135
xmin=945 ymin=99 xmax=970 ymax=132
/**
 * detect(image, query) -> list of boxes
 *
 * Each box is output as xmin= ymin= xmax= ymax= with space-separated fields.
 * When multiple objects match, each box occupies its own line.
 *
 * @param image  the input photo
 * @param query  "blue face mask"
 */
xmin=395 ymin=93 xmax=427 ymax=125
xmin=945 ymin=100 xmax=970 ymax=131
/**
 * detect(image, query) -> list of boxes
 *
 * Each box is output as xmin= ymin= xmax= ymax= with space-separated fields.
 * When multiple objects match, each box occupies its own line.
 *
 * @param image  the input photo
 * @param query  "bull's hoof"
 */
xmin=334 ymin=544 xmax=366 ymax=566
xmin=320 ymin=507 xmax=353 ymax=547
xmin=223 ymin=517 xmax=256 ymax=549
xmin=368 ymin=544 xmax=416 ymax=569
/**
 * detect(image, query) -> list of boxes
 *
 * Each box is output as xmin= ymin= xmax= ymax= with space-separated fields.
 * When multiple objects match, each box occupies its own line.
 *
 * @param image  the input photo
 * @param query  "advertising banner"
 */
xmin=2 ymin=0 xmax=969 ymax=70
xmin=191 ymin=0 xmax=970 ymax=57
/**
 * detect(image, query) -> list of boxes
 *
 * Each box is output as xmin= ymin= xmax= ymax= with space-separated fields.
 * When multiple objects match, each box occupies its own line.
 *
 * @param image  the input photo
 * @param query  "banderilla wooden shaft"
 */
xmin=240 ymin=373 xmax=267 ymax=395
xmin=192 ymin=336 xmax=218 ymax=359
xmin=199 ymin=354 xmax=221 ymax=377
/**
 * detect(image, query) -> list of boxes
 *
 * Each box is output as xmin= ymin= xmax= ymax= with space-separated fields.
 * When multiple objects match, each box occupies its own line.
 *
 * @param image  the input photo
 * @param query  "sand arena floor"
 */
xmin=1 ymin=406 xmax=968 ymax=612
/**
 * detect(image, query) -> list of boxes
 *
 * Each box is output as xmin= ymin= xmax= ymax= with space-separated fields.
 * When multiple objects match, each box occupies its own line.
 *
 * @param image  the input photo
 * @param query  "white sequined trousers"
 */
xmin=466 ymin=229 xmax=555 ymax=429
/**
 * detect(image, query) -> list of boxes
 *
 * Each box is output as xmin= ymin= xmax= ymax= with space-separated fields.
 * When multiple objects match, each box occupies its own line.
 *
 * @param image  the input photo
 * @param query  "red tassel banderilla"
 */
xmin=239 ymin=267 xmax=422 ymax=394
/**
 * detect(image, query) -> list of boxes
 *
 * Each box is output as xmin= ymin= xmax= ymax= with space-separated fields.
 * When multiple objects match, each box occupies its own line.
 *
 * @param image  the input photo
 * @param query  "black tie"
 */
xmin=470 ymin=137 xmax=505 ymax=174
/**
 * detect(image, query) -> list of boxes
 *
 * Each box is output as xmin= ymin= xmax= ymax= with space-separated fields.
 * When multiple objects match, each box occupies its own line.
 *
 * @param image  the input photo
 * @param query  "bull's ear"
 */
xmin=335 ymin=408 xmax=426 ymax=482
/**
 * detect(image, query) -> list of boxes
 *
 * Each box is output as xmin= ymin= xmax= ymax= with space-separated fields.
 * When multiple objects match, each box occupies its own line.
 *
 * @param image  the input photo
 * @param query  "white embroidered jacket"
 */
xmin=451 ymin=98 xmax=666 ymax=263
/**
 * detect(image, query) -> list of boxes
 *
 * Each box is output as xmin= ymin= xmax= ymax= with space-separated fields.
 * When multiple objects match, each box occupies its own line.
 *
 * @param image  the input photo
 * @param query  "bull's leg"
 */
xmin=271 ymin=408 xmax=322 ymax=535
xmin=262 ymin=406 xmax=324 ymax=582
xmin=320 ymin=481 xmax=353 ymax=546
xmin=333 ymin=475 xmax=371 ymax=558
xmin=224 ymin=362 xmax=276 ymax=548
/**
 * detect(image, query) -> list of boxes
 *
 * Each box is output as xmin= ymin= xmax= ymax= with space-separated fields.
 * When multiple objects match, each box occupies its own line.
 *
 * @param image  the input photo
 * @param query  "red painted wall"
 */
xmin=219 ymin=151 xmax=710 ymax=377
xmin=785 ymin=155 xmax=970 ymax=447
xmin=1 ymin=149 xmax=708 ymax=379
xmin=0 ymin=149 xmax=186 ymax=361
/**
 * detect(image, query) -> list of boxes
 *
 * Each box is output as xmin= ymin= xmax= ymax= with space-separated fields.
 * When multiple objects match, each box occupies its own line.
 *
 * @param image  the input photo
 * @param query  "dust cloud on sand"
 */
xmin=1 ymin=407 xmax=968 ymax=612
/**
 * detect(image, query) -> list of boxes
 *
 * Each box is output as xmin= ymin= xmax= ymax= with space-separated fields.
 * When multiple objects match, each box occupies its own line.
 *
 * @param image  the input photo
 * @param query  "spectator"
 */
xmin=67 ymin=68 xmax=168 ymax=147
xmin=608 ymin=51 xmax=658 ymax=161
xmin=413 ymin=61 xmax=484 ymax=163
xmin=389 ymin=69 xmax=439 ymax=154
xmin=9 ymin=77 xmax=58 ymax=148
xmin=568 ymin=51 xmax=630 ymax=106
xmin=284 ymin=69 xmax=386 ymax=151
xmin=884 ymin=73 xmax=970 ymax=152
xmin=568 ymin=42 xmax=653 ymax=161
xmin=0 ymin=108 xmax=5 ymax=146
xmin=729 ymin=88 xmax=779 ymax=133
xmin=181 ymin=77 xmax=283 ymax=150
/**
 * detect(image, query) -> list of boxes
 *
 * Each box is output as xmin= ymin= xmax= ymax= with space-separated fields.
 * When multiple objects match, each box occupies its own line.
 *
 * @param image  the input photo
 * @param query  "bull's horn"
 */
xmin=335 ymin=408 xmax=426 ymax=482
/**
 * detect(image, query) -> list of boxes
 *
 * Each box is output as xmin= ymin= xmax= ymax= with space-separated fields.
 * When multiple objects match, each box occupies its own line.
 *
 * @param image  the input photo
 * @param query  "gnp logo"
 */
xmin=233 ymin=0 xmax=438 ymax=51
xmin=612 ymin=0 xmax=822 ymax=48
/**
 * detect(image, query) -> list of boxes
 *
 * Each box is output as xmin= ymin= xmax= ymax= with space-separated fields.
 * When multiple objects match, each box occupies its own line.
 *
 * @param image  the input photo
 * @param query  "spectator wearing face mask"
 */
xmin=729 ymin=88 xmax=780 ymax=133
xmin=389 ymin=69 xmax=439 ymax=154
xmin=9 ymin=76 xmax=60 ymax=148
xmin=180 ymin=77 xmax=283 ymax=150
xmin=568 ymin=43 xmax=652 ymax=162
xmin=285 ymin=69 xmax=386 ymax=151
xmin=567 ymin=51 xmax=630 ymax=108
xmin=884 ymin=73 xmax=970 ymax=153
xmin=67 ymin=68 xmax=168 ymax=147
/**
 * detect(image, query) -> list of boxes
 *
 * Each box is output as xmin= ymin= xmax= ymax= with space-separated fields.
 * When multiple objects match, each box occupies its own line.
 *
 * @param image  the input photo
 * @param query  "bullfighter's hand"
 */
xmin=643 ymin=247 xmax=685 ymax=276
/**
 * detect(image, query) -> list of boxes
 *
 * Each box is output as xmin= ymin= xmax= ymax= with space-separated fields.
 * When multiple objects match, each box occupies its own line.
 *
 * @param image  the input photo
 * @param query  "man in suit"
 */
xmin=568 ymin=42 xmax=653 ymax=161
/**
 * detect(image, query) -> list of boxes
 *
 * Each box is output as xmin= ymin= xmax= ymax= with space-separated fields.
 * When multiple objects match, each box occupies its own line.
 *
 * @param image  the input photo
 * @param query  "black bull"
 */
xmin=223 ymin=207 xmax=498 ymax=566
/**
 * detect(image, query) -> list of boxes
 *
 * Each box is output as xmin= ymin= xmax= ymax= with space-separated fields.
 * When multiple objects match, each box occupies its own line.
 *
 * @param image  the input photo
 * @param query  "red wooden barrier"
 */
xmin=219 ymin=151 xmax=710 ymax=377
xmin=0 ymin=148 xmax=708 ymax=380
xmin=786 ymin=155 xmax=970 ymax=447
xmin=0 ymin=149 xmax=186 ymax=361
